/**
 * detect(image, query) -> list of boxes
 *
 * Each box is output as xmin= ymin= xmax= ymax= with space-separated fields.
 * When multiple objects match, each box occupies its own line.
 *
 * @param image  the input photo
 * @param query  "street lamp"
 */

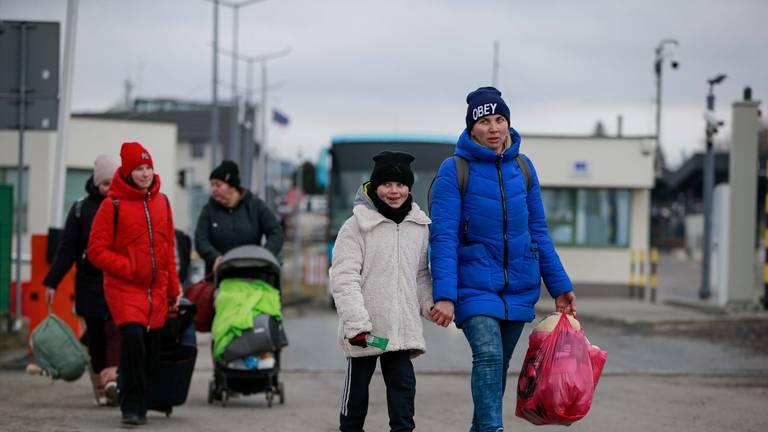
xmin=654 ymin=39 xmax=679 ymax=167
xmin=210 ymin=0 xmax=220 ymax=170
xmin=205 ymin=0 xmax=265 ymax=168
xmin=224 ymin=0 xmax=265 ymax=163
xmin=218 ymin=47 xmax=291 ymax=191
xmin=700 ymin=73 xmax=727 ymax=300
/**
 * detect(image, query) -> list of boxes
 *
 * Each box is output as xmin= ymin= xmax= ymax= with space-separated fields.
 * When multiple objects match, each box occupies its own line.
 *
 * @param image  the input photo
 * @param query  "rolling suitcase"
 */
xmin=148 ymin=299 xmax=197 ymax=416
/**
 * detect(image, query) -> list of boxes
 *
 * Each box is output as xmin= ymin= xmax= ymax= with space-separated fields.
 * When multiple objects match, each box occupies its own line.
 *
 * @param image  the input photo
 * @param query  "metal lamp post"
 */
xmin=654 ymin=39 xmax=679 ymax=162
xmin=209 ymin=0 xmax=221 ymax=170
xmin=207 ymin=0 xmax=265 ymax=169
xmin=700 ymin=73 xmax=727 ymax=300
xmin=218 ymin=47 xmax=290 ymax=192
xmin=222 ymin=0 xmax=265 ymax=162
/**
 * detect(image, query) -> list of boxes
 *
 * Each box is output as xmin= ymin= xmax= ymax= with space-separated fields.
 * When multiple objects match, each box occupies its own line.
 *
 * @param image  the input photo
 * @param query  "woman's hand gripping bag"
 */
xmin=515 ymin=312 xmax=607 ymax=425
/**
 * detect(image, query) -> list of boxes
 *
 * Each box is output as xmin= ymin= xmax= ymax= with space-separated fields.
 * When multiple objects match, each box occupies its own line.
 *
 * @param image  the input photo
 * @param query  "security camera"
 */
xmin=671 ymin=60 xmax=679 ymax=69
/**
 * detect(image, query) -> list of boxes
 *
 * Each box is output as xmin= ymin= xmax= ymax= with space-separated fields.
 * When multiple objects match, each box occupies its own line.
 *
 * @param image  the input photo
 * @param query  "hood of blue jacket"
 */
xmin=455 ymin=127 xmax=522 ymax=162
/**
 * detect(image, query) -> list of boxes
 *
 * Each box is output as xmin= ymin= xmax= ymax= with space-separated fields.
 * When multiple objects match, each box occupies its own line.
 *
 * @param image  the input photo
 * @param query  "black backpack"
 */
xmin=428 ymin=154 xmax=532 ymax=216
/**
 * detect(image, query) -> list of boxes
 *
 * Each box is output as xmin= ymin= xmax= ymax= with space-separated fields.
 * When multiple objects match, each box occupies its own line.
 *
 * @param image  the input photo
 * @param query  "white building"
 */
xmin=524 ymin=134 xmax=655 ymax=293
xmin=78 ymin=101 xmax=291 ymax=234
xmin=0 ymin=116 xmax=178 ymax=277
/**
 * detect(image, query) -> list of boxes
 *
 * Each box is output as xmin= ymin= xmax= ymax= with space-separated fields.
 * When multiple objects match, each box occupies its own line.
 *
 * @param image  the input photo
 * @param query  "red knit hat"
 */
xmin=119 ymin=142 xmax=154 ymax=178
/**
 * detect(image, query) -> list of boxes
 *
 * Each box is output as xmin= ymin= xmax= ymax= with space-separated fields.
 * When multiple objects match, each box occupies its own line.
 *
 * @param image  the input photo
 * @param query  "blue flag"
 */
xmin=272 ymin=109 xmax=289 ymax=126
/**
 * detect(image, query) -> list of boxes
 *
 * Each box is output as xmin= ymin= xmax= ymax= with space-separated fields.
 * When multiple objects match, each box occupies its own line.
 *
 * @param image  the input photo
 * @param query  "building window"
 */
xmin=63 ymin=169 xmax=93 ymax=222
xmin=191 ymin=141 xmax=205 ymax=159
xmin=541 ymin=188 xmax=630 ymax=247
xmin=0 ymin=167 xmax=29 ymax=233
xmin=542 ymin=189 xmax=575 ymax=244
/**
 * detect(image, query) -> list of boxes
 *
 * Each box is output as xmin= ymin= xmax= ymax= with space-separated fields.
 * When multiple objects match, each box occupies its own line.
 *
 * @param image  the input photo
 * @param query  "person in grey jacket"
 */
xmin=195 ymin=160 xmax=284 ymax=274
xmin=329 ymin=151 xmax=439 ymax=432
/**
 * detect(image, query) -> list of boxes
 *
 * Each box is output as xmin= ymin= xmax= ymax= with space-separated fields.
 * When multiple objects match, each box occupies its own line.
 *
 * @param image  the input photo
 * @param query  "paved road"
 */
xmin=1 ymin=369 xmax=766 ymax=431
xmin=282 ymin=305 xmax=768 ymax=375
xmin=2 ymin=305 xmax=767 ymax=431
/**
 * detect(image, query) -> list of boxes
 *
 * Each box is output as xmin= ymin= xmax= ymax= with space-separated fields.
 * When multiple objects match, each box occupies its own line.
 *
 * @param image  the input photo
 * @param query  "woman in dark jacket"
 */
xmin=43 ymin=154 xmax=120 ymax=405
xmin=88 ymin=142 xmax=181 ymax=427
xmin=195 ymin=160 xmax=284 ymax=273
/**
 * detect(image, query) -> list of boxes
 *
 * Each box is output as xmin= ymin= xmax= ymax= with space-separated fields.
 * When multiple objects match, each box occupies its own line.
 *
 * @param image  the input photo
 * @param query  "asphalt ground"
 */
xmin=1 ymin=369 xmax=767 ymax=432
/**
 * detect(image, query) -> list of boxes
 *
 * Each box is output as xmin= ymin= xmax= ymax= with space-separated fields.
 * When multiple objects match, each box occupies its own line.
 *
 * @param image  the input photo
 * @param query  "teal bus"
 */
xmin=326 ymin=134 xmax=457 ymax=263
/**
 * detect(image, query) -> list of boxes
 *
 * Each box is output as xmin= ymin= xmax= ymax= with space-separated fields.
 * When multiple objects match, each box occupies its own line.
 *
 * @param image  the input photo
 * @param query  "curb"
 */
xmin=533 ymin=304 xmax=768 ymax=331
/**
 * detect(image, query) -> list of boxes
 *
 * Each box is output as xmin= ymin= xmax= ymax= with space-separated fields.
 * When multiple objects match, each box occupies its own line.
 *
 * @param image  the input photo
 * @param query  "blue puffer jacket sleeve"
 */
xmin=523 ymin=155 xmax=573 ymax=297
xmin=429 ymin=157 xmax=461 ymax=303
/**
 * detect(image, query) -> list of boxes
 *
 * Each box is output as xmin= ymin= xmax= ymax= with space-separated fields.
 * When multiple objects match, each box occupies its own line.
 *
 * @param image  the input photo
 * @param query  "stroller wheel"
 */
xmin=221 ymin=390 xmax=229 ymax=407
xmin=266 ymin=390 xmax=273 ymax=408
xmin=278 ymin=382 xmax=285 ymax=405
xmin=165 ymin=407 xmax=172 ymax=418
xmin=207 ymin=381 xmax=215 ymax=404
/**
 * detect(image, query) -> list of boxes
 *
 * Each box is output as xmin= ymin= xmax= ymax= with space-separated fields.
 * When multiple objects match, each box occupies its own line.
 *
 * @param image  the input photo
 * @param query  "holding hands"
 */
xmin=430 ymin=300 xmax=454 ymax=327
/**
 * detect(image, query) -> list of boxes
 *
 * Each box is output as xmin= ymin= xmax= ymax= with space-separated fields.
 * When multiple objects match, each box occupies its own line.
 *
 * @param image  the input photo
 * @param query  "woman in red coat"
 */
xmin=88 ymin=141 xmax=180 ymax=427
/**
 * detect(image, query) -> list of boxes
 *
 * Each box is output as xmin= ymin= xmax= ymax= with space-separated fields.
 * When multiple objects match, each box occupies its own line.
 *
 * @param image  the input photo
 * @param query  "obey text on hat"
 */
xmin=472 ymin=102 xmax=498 ymax=120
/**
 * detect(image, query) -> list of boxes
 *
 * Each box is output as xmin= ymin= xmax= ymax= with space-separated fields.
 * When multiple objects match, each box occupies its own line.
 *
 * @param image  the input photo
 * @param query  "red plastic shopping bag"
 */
xmin=515 ymin=313 xmax=607 ymax=425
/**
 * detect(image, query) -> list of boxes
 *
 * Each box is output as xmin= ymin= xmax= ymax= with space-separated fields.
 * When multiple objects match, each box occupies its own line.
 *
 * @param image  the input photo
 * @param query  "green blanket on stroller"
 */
xmin=212 ymin=278 xmax=282 ymax=360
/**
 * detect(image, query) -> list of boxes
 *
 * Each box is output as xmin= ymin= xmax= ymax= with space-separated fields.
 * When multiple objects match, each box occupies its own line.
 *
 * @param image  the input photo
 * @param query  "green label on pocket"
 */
xmin=365 ymin=334 xmax=389 ymax=350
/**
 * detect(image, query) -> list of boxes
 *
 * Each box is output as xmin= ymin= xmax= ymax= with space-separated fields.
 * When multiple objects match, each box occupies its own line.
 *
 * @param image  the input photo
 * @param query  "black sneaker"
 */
xmin=121 ymin=413 xmax=142 ymax=427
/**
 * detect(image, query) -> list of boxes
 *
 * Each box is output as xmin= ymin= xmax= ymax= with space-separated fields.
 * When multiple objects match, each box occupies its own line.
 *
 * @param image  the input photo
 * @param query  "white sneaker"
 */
xmin=104 ymin=381 xmax=119 ymax=406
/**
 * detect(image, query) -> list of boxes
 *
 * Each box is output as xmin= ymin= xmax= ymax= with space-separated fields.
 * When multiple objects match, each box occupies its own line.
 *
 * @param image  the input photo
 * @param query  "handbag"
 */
xmin=183 ymin=273 xmax=215 ymax=332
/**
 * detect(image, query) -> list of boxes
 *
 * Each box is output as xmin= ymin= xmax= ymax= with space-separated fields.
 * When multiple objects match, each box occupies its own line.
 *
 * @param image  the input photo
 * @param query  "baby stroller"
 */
xmin=208 ymin=245 xmax=287 ymax=407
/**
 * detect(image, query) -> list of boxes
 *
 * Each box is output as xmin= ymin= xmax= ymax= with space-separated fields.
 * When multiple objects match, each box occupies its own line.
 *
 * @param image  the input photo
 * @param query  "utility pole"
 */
xmin=292 ymin=158 xmax=303 ymax=296
xmin=229 ymin=4 xmax=240 ymax=162
xmin=700 ymin=73 xmax=727 ymax=300
xmin=654 ymin=39 xmax=679 ymax=172
xmin=218 ymin=0 xmax=265 ymax=162
xmin=210 ymin=0 xmax=221 ymax=170
xmin=217 ymin=46 xmax=290 ymax=191
xmin=13 ymin=24 xmax=28 ymax=331
xmin=260 ymin=60 xmax=268 ymax=198
xmin=49 ymin=0 xmax=79 ymax=229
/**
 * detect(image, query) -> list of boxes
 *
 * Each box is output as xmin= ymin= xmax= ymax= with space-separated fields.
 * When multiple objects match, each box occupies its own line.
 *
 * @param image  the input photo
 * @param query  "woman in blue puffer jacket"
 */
xmin=429 ymin=86 xmax=576 ymax=432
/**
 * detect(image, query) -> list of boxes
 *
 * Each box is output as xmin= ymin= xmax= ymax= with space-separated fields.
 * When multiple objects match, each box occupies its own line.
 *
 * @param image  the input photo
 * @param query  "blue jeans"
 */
xmin=461 ymin=315 xmax=525 ymax=432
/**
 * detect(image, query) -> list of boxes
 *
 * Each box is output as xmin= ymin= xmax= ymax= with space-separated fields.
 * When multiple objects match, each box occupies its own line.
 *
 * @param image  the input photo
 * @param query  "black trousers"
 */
xmin=340 ymin=350 xmax=416 ymax=432
xmin=83 ymin=316 xmax=120 ymax=374
xmin=118 ymin=323 xmax=160 ymax=416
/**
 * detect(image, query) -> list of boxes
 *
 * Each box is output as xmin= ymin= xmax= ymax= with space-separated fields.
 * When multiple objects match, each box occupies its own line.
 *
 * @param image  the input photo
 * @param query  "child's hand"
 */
xmin=430 ymin=300 xmax=454 ymax=327
xmin=348 ymin=333 xmax=369 ymax=348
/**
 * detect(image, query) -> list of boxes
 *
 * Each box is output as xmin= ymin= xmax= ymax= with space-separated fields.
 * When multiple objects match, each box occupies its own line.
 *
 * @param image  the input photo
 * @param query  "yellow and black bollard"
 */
xmin=629 ymin=250 xmax=636 ymax=298
xmin=637 ymin=249 xmax=646 ymax=300
xmin=650 ymin=248 xmax=659 ymax=303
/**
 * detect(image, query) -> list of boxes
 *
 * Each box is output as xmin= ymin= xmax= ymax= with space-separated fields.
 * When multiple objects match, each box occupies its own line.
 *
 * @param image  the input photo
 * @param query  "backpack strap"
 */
xmin=453 ymin=156 xmax=469 ymax=197
xmin=427 ymin=154 xmax=531 ymax=216
xmin=427 ymin=155 xmax=470 ymax=216
xmin=515 ymin=154 xmax=532 ymax=192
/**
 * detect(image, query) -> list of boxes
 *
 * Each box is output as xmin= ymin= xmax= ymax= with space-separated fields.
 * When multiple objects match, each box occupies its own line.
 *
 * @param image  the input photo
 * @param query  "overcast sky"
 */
xmin=2 ymin=0 xmax=766 ymax=167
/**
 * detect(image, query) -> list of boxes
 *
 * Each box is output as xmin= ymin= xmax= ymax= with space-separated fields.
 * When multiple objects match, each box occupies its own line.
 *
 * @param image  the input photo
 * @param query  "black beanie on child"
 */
xmin=369 ymin=151 xmax=415 ymax=190
xmin=210 ymin=160 xmax=241 ymax=188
